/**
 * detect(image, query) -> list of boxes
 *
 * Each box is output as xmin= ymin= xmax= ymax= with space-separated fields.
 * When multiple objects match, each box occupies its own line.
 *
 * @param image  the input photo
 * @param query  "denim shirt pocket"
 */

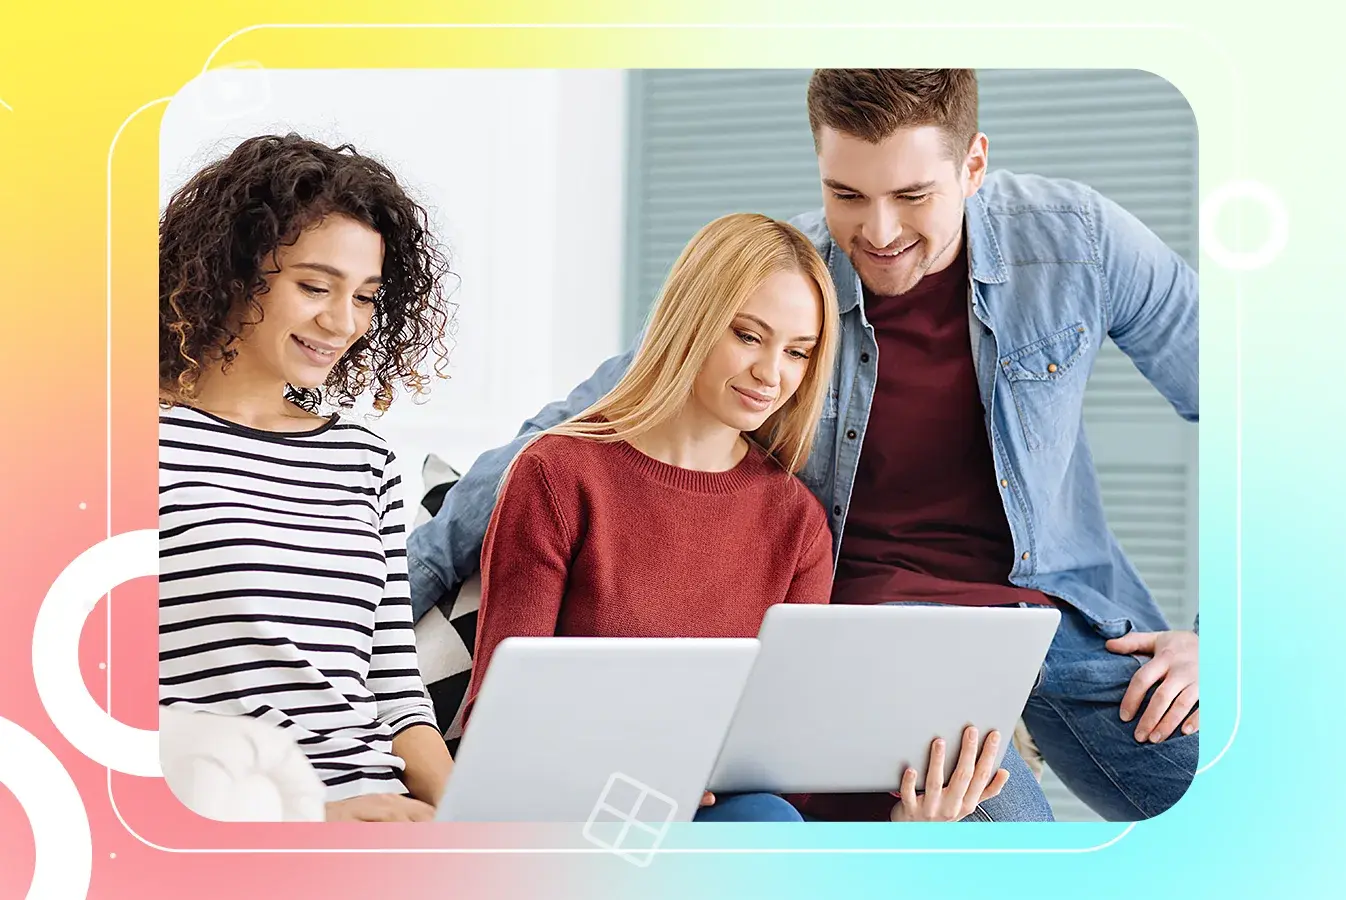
xmin=1000 ymin=323 xmax=1091 ymax=452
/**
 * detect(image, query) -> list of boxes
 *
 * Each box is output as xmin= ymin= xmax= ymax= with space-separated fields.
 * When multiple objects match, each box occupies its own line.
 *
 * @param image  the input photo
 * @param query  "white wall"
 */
xmin=160 ymin=69 xmax=628 ymax=497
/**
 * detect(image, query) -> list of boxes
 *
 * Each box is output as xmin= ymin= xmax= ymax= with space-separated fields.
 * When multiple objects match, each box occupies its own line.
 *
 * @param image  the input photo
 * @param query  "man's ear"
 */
xmin=962 ymin=132 xmax=989 ymax=197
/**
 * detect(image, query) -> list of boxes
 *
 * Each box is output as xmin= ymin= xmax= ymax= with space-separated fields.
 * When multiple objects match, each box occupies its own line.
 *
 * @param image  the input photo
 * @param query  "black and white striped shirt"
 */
xmin=159 ymin=405 xmax=437 ymax=802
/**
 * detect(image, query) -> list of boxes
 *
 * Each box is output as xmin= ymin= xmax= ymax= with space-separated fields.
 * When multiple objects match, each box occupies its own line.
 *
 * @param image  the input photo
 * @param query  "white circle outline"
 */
xmin=0 ymin=716 xmax=93 ymax=899
xmin=1199 ymin=179 xmax=1288 ymax=271
xmin=32 ymin=529 xmax=161 ymax=777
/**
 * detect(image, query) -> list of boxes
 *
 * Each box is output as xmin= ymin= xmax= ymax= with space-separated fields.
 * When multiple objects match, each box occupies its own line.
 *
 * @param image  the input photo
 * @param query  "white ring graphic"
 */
xmin=32 ymin=529 xmax=161 ymax=776
xmin=0 ymin=716 xmax=93 ymax=899
xmin=1199 ymin=179 xmax=1288 ymax=271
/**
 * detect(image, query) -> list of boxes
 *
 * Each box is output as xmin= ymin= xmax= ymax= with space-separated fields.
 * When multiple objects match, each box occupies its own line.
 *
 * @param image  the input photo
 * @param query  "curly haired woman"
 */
xmin=157 ymin=134 xmax=455 ymax=822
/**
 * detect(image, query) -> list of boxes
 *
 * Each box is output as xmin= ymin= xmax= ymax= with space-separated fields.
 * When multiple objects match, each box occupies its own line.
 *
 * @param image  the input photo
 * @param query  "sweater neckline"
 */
xmin=612 ymin=438 xmax=774 ymax=494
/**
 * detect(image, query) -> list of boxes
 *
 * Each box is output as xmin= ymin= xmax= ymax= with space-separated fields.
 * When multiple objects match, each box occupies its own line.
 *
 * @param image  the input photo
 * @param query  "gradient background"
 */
xmin=0 ymin=1 xmax=1330 ymax=898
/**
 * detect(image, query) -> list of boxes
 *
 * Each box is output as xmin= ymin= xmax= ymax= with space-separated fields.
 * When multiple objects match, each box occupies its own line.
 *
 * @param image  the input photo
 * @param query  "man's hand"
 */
xmin=890 ymin=727 xmax=1009 ymax=822
xmin=1105 ymin=629 xmax=1198 ymax=743
xmin=325 ymin=794 xmax=437 ymax=822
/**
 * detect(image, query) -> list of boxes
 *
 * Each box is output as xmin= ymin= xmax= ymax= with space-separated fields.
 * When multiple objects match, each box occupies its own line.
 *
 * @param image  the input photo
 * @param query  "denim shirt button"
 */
xmin=833 ymin=505 xmax=842 ymax=515
xmin=1021 ymin=551 xmax=1030 ymax=561
xmin=999 ymin=478 xmax=1009 ymax=488
xmin=860 ymin=353 xmax=870 ymax=363
xmin=846 ymin=429 xmax=857 ymax=440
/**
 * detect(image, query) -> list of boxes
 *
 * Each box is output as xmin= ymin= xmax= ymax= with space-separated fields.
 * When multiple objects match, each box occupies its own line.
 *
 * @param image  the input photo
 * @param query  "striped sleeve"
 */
xmin=368 ymin=451 xmax=438 ymax=736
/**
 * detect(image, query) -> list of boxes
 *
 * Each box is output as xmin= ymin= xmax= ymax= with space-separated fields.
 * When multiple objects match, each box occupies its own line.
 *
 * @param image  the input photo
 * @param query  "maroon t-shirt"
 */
xmin=789 ymin=242 xmax=1051 ymax=824
xmin=831 ymin=242 xmax=1053 ymax=609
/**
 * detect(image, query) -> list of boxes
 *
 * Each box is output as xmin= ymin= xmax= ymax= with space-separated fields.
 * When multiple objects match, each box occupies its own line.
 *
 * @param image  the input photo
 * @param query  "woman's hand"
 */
xmin=890 ymin=726 xmax=1009 ymax=822
xmin=325 ymin=794 xmax=437 ymax=822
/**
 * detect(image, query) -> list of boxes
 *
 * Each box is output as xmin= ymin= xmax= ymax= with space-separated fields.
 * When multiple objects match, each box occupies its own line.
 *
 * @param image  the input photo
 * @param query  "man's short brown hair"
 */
xmin=806 ymin=69 xmax=979 ymax=159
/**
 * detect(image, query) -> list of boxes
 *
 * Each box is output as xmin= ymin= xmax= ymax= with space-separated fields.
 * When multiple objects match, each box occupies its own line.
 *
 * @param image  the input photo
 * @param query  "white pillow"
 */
xmin=159 ymin=708 xmax=326 ymax=822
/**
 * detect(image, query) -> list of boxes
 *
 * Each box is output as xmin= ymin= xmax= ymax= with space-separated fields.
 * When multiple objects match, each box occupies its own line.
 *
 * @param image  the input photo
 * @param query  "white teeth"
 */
xmin=297 ymin=337 xmax=335 ymax=356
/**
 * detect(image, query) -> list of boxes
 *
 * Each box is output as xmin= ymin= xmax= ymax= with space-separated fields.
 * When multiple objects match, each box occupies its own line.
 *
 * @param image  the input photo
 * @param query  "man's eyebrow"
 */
xmin=821 ymin=178 xmax=937 ymax=196
xmin=890 ymin=180 xmax=937 ymax=195
xmin=822 ymin=178 xmax=862 ymax=194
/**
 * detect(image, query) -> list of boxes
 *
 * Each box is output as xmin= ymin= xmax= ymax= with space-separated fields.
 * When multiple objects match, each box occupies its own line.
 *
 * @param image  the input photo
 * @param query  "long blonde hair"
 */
xmin=509 ymin=213 xmax=839 ymax=485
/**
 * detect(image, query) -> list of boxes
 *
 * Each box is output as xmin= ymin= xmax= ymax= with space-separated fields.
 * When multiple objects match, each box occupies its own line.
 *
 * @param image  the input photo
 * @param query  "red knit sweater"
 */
xmin=464 ymin=434 xmax=834 ymax=716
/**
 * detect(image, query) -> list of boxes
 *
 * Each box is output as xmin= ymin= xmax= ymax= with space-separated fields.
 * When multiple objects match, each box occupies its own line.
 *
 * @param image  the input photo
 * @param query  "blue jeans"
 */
xmin=1021 ymin=603 xmax=1197 ymax=820
xmin=962 ymin=740 xmax=1054 ymax=821
xmin=693 ymin=792 xmax=804 ymax=822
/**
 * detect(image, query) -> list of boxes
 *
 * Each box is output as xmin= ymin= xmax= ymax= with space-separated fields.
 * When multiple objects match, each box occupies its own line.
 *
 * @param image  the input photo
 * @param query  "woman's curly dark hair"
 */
xmin=160 ymin=133 xmax=455 ymax=412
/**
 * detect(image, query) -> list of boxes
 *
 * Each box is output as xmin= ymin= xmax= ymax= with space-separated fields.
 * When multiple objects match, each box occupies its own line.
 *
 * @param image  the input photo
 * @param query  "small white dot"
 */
xmin=78 ymin=502 xmax=87 ymax=510
xmin=98 ymin=663 xmax=107 ymax=670
xmin=109 ymin=852 xmax=116 ymax=859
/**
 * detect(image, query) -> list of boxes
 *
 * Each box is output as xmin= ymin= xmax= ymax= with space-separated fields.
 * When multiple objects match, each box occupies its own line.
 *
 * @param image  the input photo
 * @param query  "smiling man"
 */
xmin=408 ymin=69 xmax=1199 ymax=822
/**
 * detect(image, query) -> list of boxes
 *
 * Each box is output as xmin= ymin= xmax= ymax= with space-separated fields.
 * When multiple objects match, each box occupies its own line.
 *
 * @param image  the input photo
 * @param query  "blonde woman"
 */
xmin=463 ymin=214 xmax=837 ymax=822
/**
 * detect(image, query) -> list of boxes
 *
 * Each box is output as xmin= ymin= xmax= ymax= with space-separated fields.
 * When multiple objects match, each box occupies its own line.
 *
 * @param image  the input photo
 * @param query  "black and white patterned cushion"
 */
xmin=410 ymin=454 xmax=478 ymax=753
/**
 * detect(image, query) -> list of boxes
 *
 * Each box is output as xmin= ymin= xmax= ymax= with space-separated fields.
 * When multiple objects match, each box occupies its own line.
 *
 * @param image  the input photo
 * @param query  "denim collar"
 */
xmin=965 ymin=189 xmax=1008 ymax=286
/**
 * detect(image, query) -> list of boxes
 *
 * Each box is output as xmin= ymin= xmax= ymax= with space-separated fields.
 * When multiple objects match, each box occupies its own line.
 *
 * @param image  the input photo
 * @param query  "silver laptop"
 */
xmin=436 ymin=636 xmax=760 ymax=822
xmin=708 ymin=603 xmax=1060 ymax=794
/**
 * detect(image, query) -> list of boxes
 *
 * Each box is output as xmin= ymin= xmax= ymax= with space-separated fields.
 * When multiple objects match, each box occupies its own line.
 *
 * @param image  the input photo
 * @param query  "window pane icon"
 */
xmin=581 ymin=772 xmax=679 ymax=867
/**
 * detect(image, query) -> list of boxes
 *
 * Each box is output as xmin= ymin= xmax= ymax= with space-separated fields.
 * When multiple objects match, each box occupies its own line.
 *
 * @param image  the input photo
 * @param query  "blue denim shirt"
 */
xmin=408 ymin=170 xmax=1199 ymax=637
